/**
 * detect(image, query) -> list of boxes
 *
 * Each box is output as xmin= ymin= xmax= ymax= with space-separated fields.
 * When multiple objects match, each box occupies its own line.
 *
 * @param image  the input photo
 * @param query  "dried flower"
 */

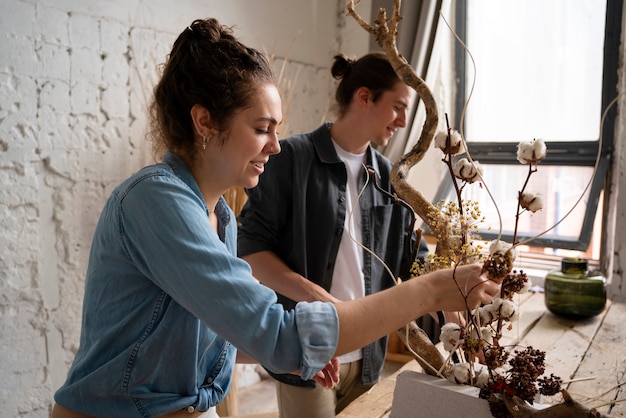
xmin=463 ymin=241 xmax=483 ymax=264
xmin=517 ymin=276 xmax=531 ymax=294
xmin=484 ymin=345 xmax=509 ymax=370
xmin=501 ymin=270 xmax=531 ymax=299
xmin=537 ymin=374 xmax=563 ymax=396
xmin=520 ymin=192 xmax=544 ymax=212
xmin=435 ymin=129 xmax=463 ymax=155
xmin=453 ymin=158 xmax=483 ymax=183
xmin=516 ymin=138 xmax=547 ymax=164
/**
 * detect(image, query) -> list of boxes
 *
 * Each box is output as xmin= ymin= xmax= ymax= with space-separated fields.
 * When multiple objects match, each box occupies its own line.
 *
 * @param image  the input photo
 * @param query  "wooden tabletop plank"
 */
xmin=565 ymin=301 xmax=626 ymax=416
xmin=515 ymin=303 xmax=607 ymax=391
xmin=499 ymin=290 xmax=547 ymax=347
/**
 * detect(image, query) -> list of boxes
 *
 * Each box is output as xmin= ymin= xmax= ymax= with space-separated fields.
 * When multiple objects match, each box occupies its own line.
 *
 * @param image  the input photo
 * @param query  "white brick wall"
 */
xmin=0 ymin=1 xmax=361 ymax=415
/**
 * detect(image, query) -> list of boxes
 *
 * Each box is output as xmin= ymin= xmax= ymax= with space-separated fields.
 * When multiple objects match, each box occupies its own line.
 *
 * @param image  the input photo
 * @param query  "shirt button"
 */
xmin=206 ymin=377 xmax=214 ymax=384
xmin=338 ymin=196 xmax=345 ymax=203
xmin=186 ymin=406 xmax=196 ymax=413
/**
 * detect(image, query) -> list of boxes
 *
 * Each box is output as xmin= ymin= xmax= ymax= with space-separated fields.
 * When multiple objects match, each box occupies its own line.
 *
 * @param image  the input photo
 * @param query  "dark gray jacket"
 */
xmin=237 ymin=122 xmax=427 ymax=386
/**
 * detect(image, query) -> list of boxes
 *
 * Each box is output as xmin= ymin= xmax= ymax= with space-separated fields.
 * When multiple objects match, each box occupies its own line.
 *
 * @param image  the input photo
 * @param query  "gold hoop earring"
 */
xmin=202 ymin=136 xmax=207 ymax=150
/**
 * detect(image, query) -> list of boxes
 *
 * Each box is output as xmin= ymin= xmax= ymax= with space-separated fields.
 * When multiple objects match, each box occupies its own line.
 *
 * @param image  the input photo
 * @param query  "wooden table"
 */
xmin=338 ymin=291 xmax=626 ymax=417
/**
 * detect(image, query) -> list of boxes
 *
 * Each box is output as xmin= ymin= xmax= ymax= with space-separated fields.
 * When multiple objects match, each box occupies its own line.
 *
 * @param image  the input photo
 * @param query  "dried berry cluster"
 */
xmin=481 ymin=346 xmax=562 ymax=417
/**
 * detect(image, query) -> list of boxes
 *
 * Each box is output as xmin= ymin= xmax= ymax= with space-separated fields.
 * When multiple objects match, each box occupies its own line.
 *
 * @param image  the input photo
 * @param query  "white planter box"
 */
xmin=390 ymin=370 xmax=492 ymax=418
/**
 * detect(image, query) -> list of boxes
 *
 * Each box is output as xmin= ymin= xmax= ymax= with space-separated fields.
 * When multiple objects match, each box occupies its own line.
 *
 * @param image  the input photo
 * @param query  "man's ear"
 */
xmin=355 ymin=86 xmax=372 ymax=107
xmin=190 ymin=104 xmax=213 ymax=137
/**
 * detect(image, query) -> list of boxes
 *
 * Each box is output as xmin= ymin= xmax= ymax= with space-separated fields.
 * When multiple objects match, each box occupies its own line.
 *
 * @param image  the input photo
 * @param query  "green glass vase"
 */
xmin=544 ymin=258 xmax=606 ymax=319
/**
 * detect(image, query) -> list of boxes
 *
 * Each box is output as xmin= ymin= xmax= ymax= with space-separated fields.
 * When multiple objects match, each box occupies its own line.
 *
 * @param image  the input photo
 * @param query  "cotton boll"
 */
xmin=440 ymin=322 xmax=463 ymax=352
xmin=509 ymin=246 xmax=519 ymax=262
xmin=520 ymin=192 xmax=544 ymax=213
xmin=451 ymin=362 xmax=472 ymax=384
xmin=450 ymin=362 xmax=489 ymax=386
xmin=449 ymin=130 xmax=464 ymax=153
xmin=489 ymin=240 xmax=509 ymax=256
xmin=480 ymin=327 xmax=493 ymax=345
xmin=474 ymin=304 xmax=496 ymax=325
xmin=490 ymin=297 xmax=518 ymax=321
xmin=517 ymin=138 xmax=547 ymax=164
xmin=474 ymin=364 xmax=490 ymax=388
xmin=435 ymin=129 xmax=463 ymax=155
xmin=499 ymin=299 xmax=518 ymax=321
xmin=453 ymin=158 xmax=484 ymax=183
xmin=468 ymin=327 xmax=493 ymax=348
xmin=434 ymin=130 xmax=449 ymax=151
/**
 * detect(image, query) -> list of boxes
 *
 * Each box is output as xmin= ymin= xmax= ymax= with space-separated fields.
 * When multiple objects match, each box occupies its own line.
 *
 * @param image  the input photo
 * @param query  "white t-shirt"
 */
xmin=330 ymin=140 xmax=366 ymax=364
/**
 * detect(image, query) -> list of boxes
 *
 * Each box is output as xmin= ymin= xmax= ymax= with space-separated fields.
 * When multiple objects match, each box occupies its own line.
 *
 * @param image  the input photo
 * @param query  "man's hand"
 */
xmin=311 ymin=357 xmax=340 ymax=388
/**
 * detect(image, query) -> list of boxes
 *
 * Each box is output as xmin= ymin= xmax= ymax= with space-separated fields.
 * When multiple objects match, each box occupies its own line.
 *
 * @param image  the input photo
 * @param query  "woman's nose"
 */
xmin=265 ymin=134 xmax=281 ymax=155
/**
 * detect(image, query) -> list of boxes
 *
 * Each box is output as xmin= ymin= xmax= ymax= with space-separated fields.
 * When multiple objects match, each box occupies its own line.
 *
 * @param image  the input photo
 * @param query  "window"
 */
xmin=430 ymin=0 xmax=622 ymax=263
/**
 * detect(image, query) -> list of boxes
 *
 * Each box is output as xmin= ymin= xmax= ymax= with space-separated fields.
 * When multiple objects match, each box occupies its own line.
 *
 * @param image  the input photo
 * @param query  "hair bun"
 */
xmin=331 ymin=53 xmax=356 ymax=80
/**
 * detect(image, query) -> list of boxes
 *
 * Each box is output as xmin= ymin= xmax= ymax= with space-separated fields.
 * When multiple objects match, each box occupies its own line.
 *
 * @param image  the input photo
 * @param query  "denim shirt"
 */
xmin=238 ymin=122 xmax=427 ymax=387
xmin=54 ymin=151 xmax=339 ymax=418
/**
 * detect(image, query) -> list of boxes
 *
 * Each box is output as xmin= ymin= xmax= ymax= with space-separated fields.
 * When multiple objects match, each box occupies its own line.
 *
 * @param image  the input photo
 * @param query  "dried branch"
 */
xmin=346 ymin=0 xmax=451 ymax=259
xmin=395 ymin=320 xmax=448 ymax=378
xmin=346 ymin=0 xmax=451 ymax=379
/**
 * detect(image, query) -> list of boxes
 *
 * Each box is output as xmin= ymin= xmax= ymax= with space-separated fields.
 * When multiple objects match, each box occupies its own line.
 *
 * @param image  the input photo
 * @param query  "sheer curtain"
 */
xmin=370 ymin=0 xmax=445 ymax=162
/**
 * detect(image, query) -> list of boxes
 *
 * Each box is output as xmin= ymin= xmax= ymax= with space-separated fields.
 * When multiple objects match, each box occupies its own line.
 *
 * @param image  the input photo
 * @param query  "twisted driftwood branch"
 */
xmin=346 ymin=0 xmax=450 ymax=379
xmin=346 ymin=0 xmax=452 ymax=261
xmin=502 ymin=390 xmax=609 ymax=418
xmin=394 ymin=320 xmax=446 ymax=377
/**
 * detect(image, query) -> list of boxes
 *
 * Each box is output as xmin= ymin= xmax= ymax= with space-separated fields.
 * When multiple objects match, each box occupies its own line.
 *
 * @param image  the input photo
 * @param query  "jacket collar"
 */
xmin=313 ymin=121 xmax=383 ymax=177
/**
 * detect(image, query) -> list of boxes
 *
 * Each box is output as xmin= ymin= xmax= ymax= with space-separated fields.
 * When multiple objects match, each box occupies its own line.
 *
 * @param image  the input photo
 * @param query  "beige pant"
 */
xmin=276 ymin=360 xmax=374 ymax=418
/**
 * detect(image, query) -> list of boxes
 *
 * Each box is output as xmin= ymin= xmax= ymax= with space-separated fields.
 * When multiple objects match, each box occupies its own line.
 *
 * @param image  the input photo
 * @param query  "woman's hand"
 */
xmin=426 ymin=264 xmax=501 ymax=312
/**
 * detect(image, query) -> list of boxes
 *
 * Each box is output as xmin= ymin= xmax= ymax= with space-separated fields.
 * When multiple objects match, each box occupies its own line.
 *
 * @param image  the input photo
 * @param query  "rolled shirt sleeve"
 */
xmin=294 ymin=301 xmax=339 ymax=380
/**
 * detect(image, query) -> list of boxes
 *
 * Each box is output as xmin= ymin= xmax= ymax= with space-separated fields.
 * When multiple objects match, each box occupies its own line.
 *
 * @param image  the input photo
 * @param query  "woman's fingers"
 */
xmin=455 ymin=264 xmax=501 ymax=308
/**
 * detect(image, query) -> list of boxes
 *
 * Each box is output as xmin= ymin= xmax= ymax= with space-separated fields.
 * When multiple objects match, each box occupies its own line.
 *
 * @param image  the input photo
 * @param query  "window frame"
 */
xmin=428 ymin=0 xmax=622 ymax=254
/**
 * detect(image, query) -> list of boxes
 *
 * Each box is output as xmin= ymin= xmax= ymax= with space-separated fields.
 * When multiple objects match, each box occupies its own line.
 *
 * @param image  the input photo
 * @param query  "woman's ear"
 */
xmin=190 ymin=104 xmax=213 ymax=137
